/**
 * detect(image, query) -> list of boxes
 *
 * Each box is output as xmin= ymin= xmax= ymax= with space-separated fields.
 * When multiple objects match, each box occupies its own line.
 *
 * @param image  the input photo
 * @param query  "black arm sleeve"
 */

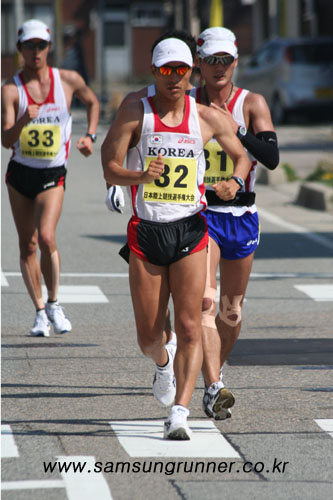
xmin=239 ymin=130 xmax=279 ymax=170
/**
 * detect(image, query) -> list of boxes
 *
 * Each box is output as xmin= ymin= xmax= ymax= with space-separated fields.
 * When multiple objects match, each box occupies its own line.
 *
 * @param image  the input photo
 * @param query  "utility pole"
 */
xmin=54 ymin=0 xmax=63 ymax=67
xmin=174 ymin=0 xmax=183 ymax=30
xmin=14 ymin=0 xmax=24 ymax=30
xmin=97 ymin=0 xmax=107 ymax=118
xmin=14 ymin=0 xmax=24 ymax=70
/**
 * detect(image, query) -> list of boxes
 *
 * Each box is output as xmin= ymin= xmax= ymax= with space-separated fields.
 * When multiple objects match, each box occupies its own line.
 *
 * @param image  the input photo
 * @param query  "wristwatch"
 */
xmin=237 ymin=126 xmax=247 ymax=140
xmin=86 ymin=133 xmax=97 ymax=143
xmin=231 ymin=176 xmax=245 ymax=190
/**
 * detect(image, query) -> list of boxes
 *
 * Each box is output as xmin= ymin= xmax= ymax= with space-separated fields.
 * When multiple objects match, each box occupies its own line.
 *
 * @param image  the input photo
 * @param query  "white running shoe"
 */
xmin=45 ymin=302 xmax=72 ymax=334
xmin=152 ymin=341 xmax=176 ymax=407
xmin=168 ymin=331 xmax=177 ymax=347
xmin=205 ymin=380 xmax=235 ymax=420
xmin=30 ymin=310 xmax=50 ymax=337
xmin=164 ymin=405 xmax=192 ymax=440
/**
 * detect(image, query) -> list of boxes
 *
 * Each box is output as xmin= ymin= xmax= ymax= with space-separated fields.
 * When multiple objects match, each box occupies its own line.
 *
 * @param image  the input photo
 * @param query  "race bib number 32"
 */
xmin=20 ymin=124 xmax=61 ymax=159
xmin=143 ymin=156 xmax=197 ymax=204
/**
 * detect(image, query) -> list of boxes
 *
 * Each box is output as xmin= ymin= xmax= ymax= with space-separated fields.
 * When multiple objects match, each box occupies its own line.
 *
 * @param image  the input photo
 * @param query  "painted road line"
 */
xmin=110 ymin=420 xmax=240 ymax=458
xmin=314 ymin=419 xmax=333 ymax=438
xmin=1 ymin=480 xmax=64 ymax=491
xmin=250 ymin=272 xmax=333 ymax=279
xmin=4 ymin=271 xmax=333 ymax=280
xmin=258 ymin=208 xmax=333 ymax=251
xmin=4 ymin=271 xmax=129 ymax=278
xmin=294 ymin=284 xmax=333 ymax=302
xmin=1 ymin=425 xmax=19 ymax=458
xmin=57 ymin=456 xmax=113 ymax=500
xmin=42 ymin=285 xmax=109 ymax=303
xmin=1 ymin=269 xmax=9 ymax=287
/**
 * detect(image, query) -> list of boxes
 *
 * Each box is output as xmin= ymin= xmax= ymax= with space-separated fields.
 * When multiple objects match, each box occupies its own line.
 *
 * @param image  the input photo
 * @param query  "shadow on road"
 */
xmin=228 ymin=338 xmax=333 ymax=366
xmin=255 ymin=232 xmax=333 ymax=259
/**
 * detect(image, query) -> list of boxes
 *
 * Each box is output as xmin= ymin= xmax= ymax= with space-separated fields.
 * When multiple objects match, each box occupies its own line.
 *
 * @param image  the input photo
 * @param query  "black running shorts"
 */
xmin=6 ymin=160 xmax=66 ymax=199
xmin=127 ymin=212 xmax=208 ymax=266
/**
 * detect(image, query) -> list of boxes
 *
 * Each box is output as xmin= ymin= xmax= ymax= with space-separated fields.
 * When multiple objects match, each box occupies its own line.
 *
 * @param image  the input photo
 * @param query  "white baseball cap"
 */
xmin=17 ymin=19 xmax=51 ymax=43
xmin=152 ymin=38 xmax=193 ymax=67
xmin=197 ymin=27 xmax=238 ymax=59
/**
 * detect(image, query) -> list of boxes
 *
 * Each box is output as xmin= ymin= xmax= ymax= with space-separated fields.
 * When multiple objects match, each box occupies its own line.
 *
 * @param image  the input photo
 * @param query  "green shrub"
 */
xmin=306 ymin=160 xmax=333 ymax=187
xmin=281 ymin=163 xmax=299 ymax=181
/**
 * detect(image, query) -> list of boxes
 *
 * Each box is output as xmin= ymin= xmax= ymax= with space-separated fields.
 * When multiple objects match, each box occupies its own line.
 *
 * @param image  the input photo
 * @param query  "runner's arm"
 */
xmin=241 ymin=92 xmax=279 ymax=170
xmin=1 ymin=82 xmax=39 ymax=148
xmin=101 ymin=100 xmax=163 ymax=186
xmin=60 ymin=70 xmax=100 ymax=156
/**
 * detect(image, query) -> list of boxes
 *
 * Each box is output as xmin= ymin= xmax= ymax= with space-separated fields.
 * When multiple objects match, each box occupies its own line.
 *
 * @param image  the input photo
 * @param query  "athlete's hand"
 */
xmin=76 ymin=136 xmax=93 ymax=157
xmin=210 ymin=102 xmax=238 ymax=134
xmin=212 ymin=179 xmax=240 ymax=201
xmin=143 ymin=153 xmax=164 ymax=183
xmin=105 ymin=185 xmax=125 ymax=214
xmin=23 ymin=104 xmax=39 ymax=124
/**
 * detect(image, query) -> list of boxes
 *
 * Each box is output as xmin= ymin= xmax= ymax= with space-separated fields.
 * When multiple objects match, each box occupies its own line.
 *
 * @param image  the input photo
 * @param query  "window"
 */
xmin=290 ymin=41 xmax=333 ymax=64
xmin=131 ymin=3 xmax=165 ymax=27
xmin=104 ymin=21 xmax=125 ymax=47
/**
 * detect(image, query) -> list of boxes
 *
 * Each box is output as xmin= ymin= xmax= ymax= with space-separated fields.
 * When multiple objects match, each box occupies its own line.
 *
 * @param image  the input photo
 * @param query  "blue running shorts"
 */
xmin=203 ymin=209 xmax=260 ymax=260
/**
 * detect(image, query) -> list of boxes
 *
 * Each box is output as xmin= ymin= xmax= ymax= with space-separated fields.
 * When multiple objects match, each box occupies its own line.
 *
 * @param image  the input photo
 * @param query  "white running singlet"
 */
xmin=11 ymin=67 xmax=72 ymax=169
xmin=126 ymin=94 xmax=207 ymax=223
xmin=190 ymin=87 xmax=257 ymax=216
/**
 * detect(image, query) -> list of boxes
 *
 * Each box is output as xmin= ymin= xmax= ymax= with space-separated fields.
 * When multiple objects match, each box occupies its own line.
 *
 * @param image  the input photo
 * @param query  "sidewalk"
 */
xmin=276 ymin=124 xmax=333 ymax=179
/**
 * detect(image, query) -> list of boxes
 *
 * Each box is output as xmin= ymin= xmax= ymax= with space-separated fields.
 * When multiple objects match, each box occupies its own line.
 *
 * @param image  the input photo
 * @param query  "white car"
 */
xmin=236 ymin=37 xmax=333 ymax=124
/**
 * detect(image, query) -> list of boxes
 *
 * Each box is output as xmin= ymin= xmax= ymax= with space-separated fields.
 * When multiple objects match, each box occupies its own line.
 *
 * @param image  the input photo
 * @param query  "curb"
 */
xmin=256 ymin=165 xmax=333 ymax=212
xmin=256 ymin=165 xmax=287 ymax=185
xmin=295 ymin=182 xmax=333 ymax=212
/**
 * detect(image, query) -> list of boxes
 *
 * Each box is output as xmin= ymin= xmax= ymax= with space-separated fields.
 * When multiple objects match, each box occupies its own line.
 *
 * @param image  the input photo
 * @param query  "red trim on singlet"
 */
xmin=127 ymin=216 xmax=148 ymax=262
xmin=19 ymin=67 xmax=55 ymax=106
xmin=65 ymin=134 xmax=71 ymax=160
xmin=228 ymin=87 xmax=258 ymax=190
xmin=148 ymin=95 xmax=190 ymax=134
xmin=195 ymin=86 xmax=256 ymax=193
xmin=130 ymin=185 xmax=139 ymax=218
xmin=227 ymin=87 xmax=242 ymax=113
xmin=245 ymin=163 xmax=256 ymax=192
xmin=198 ymin=181 xmax=207 ymax=210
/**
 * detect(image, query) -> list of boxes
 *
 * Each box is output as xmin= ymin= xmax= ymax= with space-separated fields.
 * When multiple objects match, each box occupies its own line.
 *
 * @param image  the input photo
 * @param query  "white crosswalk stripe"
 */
xmin=314 ymin=419 xmax=333 ymax=438
xmin=294 ymin=284 xmax=333 ymax=301
xmin=110 ymin=420 xmax=240 ymax=458
xmin=1 ymin=425 xmax=19 ymax=458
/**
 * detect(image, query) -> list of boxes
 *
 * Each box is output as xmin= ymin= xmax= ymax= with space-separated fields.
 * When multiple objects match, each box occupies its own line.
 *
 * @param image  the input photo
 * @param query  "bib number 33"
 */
xmin=20 ymin=124 xmax=61 ymax=159
xmin=143 ymin=157 xmax=197 ymax=204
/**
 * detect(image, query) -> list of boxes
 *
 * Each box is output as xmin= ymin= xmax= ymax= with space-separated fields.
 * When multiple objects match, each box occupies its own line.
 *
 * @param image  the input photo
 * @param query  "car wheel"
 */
xmin=272 ymin=96 xmax=286 ymax=125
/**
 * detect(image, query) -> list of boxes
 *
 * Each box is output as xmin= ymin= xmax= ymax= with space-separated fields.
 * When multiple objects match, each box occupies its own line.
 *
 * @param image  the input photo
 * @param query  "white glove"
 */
xmin=105 ymin=185 xmax=125 ymax=214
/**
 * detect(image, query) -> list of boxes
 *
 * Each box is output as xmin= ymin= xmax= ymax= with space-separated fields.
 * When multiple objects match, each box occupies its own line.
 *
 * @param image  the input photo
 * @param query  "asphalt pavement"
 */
xmin=1 ymin=123 xmax=333 ymax=500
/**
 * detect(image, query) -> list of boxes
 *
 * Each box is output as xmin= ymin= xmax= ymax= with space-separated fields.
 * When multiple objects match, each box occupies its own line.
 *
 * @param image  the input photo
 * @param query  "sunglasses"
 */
xmin=22 ymin=40 xmax=49 ymax=50
xmin=157 ymin=65 xmax=191 ymax=76
xmin=203 ymin=54 xmax=235 ymax=66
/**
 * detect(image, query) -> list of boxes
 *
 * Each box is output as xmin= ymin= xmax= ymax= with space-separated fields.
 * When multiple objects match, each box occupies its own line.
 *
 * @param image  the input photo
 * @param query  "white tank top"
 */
xmin=12 ymin=67 xmax=72 ymax=169
xmin=126 ymin=94 xmax=207 ymax=222
xmin=190 ymin=87 xmax=257 ymax=216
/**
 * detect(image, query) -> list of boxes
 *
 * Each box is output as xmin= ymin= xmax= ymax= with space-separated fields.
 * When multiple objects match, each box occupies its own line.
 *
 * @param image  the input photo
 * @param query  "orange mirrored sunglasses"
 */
xmin=157 ymin=65 xmax=190 ymax=76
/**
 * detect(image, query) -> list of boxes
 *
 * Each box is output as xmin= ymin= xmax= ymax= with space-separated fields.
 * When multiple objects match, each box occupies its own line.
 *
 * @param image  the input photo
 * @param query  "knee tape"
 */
xmin=219 ymin=295 xmax=243 ymax=327
xmin=202 ymin=287 xmax=217 ymax=329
